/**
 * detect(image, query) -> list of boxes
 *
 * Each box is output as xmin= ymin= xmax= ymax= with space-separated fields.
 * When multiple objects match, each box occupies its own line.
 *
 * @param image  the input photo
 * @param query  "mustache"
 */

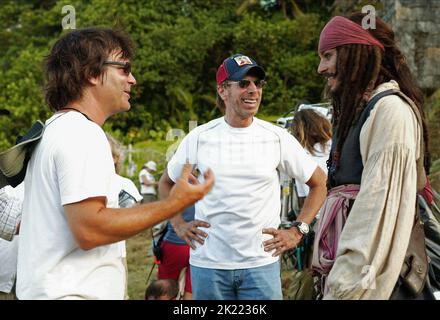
xmin=321 ymin=72 xmax=337 ymax=78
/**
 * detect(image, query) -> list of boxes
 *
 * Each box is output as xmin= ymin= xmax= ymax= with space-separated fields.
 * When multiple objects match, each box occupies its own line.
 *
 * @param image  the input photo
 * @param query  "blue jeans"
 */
xmin=190 ymin=261 xmax=282 ymax=300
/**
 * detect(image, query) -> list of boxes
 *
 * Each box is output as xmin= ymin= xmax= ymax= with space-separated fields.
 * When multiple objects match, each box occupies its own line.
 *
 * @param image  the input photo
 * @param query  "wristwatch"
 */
xmin=292 ymin=221 xmax=310 ymax=235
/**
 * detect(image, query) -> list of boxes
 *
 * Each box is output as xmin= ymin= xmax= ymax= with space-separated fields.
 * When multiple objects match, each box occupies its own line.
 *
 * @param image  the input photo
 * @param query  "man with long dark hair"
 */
xmin=312 ymin=13 xmax=433 ymax=299
xmin=16 ymin=28 xmax=214 ymax=300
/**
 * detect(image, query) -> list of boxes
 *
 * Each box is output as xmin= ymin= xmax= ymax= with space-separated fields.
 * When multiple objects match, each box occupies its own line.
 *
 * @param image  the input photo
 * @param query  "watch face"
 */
xmin=298 ymin=222 xmax=309 ymax=234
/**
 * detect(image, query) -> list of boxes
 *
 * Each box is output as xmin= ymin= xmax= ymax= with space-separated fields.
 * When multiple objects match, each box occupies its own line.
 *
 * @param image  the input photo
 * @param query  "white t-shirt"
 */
xmin=138 ymin=169 xmax=156 ymax=195
xmin=167 ymin=117 xmax=317 ymax=269
xmin=0 ymin=183 xmax=24 ymax=293
xmin=295 ymin=141 xmax=331 ymax=197
xmin=17 ymin=112 xmax=125 ymax=300
xmin=114 ymin=174 xmax=142 ymax=259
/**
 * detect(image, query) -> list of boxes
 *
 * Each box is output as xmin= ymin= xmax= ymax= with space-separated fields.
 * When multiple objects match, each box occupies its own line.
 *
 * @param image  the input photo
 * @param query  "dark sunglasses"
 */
xmin=228 ymin=79 xmax=266 ymax=89
xmin=103 ymin=61 xmax=132 ymax=75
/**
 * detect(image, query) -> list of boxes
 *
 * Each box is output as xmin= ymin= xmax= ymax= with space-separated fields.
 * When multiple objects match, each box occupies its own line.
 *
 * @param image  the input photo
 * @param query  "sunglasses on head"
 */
xmin=228 ymin=79 xmax=266 ymax=89
xmin=104 ymin=61 xmax=132 ymax=75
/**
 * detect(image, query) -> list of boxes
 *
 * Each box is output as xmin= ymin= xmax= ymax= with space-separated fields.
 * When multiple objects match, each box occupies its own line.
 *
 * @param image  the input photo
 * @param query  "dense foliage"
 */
xmin=1 ymin=1 xmax=439 ymax=167
xmin=0 ymin=0 xmax=335 ymax=148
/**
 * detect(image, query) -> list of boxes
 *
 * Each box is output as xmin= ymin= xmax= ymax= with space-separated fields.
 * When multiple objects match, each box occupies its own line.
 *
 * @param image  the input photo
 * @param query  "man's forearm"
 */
xmin=65 ymin=196 xmax=191 ymax=250
xmin=296 ymin=167 xmax=327 ymax=224
xmin=158 ymin=175 xmax=172 ymax=200
xmin=158 ymin=170 xmax=184 ymax=228
xmin=68 ymin=165 xmax=214 ymax=250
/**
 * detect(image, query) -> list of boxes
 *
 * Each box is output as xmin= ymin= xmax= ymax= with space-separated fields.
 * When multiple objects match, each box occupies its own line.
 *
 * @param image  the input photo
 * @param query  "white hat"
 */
xmin=144 ymin=161 xmax=157 ymax=171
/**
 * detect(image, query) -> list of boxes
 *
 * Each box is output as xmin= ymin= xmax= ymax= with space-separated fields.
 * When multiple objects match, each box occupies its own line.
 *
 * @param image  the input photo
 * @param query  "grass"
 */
xmin=126 ymin=229 xmax=156 ymax=300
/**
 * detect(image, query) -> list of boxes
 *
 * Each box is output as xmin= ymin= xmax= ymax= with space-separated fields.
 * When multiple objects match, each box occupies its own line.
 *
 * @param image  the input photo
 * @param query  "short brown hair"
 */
xmin=44 ymin=27 xmax=134 ymax=111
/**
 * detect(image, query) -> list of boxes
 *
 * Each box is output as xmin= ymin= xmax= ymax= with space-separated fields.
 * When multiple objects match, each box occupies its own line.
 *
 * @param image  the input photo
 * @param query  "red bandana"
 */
xmin=318 ymin=16 xmax=384 ymax=53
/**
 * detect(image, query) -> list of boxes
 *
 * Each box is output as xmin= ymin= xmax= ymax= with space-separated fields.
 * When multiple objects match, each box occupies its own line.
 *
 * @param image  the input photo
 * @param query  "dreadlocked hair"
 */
xmin=330 ymin=44 xmax=382 ymax=160
xmin=329 ymin=12 xmax=431 ymax=173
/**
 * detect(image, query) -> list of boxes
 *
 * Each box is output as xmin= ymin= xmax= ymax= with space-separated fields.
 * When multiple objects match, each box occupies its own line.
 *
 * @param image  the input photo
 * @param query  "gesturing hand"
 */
xmin=173 ymin=219 xmax=210 ymax=250
xmin=262 ymin=227 xmax=303 ymax=257
xmin=169 ymin=163 xmax=215 ymax=211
